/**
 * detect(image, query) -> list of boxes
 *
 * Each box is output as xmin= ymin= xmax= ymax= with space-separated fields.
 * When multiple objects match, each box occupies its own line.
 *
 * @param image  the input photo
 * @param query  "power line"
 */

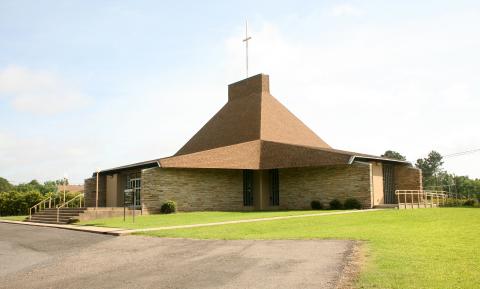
xmin=443 ymin=148 xmax=480 ymax=158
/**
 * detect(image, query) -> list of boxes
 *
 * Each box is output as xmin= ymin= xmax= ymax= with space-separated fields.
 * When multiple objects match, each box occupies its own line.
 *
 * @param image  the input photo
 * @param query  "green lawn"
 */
xmin=0 ymin=215 xmax=27 ymax=221
xmin=141 ymin=208 xmax=480 ymax=289
xmin=79 ymin=210 xmax=341 ymax=229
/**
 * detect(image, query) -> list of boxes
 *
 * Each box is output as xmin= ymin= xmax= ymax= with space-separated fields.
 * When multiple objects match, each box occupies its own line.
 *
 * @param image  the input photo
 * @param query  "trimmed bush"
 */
xmin=329 ymin=199 xmax=343 ymax=210
xmin=344 ymin=198 xmax=362 ymax=210
xmin=310 ymin=200 xmax=323 ymax=210
xmin=463 ymin=199 xmax=477 ymax=207
xmin=160 ymin=200 xmax=177 ymax=214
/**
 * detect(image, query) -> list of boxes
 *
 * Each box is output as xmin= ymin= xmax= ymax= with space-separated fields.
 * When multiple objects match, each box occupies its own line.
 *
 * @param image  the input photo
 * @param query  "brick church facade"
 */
xmin=84 ymin=74 xmax=422 ymax=212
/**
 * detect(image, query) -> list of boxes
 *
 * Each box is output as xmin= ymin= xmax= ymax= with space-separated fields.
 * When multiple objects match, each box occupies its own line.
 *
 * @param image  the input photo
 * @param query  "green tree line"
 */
xmin=0 ymin=178 xmax=70 ymax=216
xmin=382 ymin=150 xmax=480 ymax=197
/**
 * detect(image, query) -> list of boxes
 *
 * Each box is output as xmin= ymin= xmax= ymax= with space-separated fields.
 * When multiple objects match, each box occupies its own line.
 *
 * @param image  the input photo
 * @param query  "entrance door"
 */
xmin=383 ymin=164 xmax=395 ymax=204
xmin=127 ymin=177 xmax=141 ymax=209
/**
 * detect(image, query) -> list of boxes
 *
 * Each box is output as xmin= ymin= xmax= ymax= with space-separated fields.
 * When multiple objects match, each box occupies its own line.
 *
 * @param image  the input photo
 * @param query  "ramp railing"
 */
xmin=395 ymin=190 xmax=451 ymax=209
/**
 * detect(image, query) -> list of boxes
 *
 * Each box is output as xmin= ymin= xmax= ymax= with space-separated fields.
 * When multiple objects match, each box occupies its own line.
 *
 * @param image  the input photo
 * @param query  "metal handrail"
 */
xmin=56 ymin=193 xmax=84 ymax=223
xmin=29 ymin=196 xmax=55 ymax=221
xmin=395 ymin=190 xmax=457 ymax=209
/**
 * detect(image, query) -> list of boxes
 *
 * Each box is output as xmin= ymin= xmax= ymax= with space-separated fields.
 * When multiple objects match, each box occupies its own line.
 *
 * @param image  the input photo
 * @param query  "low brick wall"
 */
xmin=77 ymin=208 xmax=141 ymax=221
xmin=141 ymin=167 xmax=248 ymax=213
xmin=278 ymin=163 xmax=373 ymax=209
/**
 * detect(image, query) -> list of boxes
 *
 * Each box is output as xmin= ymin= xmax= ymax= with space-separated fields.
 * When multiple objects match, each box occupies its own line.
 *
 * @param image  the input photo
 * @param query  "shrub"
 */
xmin=463 ymin=199 xmax=477 ymax=207
xmin=160 ymin=200 xmax=177 ymax=214
xmin=329 ymin=199 xmax=343 ymax=210
xmin=310 ymin=200 xmax=323 ymax=210
xmin=440 ymin=198 xmax=454 ymax=207
xmin=0 ymin=191 xmax=43 ymax=216
xmin=344 ymin=198 xmax=362 ymax=210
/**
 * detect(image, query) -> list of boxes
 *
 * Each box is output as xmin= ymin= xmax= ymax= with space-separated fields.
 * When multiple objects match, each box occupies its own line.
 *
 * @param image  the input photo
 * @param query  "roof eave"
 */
xmin=349 ymin=155 xmax=411 ymax=165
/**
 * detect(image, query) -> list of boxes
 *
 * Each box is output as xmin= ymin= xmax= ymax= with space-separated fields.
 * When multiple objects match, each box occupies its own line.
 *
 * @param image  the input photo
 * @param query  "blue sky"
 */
xmin=1 ymin=0 xmax=479 ymax=184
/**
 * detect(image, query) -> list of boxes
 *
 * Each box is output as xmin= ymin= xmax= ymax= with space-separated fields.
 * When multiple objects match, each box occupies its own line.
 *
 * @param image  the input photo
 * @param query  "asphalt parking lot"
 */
xmin=0 ymin=223 xmax=355 ymax=289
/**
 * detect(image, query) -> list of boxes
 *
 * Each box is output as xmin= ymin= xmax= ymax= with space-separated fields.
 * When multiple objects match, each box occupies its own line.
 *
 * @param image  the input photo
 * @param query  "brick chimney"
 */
xmin=228 ymin=73 xmax=270 ymax=102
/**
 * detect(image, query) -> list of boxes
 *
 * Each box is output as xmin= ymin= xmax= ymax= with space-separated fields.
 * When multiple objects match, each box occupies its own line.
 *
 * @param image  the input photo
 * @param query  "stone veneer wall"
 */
xmin=141 ymin=167 xmax=250 ymax=213
xmin=278 ymin=163 xmax=373 ymax=209
xmin=84 ymin=176 xmax=106 ymax=207
xmin=394 ymin=165 xmax=422 ymax=190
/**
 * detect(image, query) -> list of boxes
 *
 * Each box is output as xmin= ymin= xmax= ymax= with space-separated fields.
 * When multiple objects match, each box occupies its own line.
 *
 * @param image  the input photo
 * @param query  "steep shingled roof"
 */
xmin=158 ymin=73 xmax=409 ymax=169
xmin=174 ymin=74 xmax=330 ymax=156
xmin=96 ymin=73 xmax=409 ymax=176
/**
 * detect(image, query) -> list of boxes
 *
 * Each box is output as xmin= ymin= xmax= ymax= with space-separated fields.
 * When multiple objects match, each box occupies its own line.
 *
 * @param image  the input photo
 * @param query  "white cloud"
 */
xmin=222 ymin=14 xmax=480 ymax=178
xmin=0 ymin=65 xmax=89 ymax=114
xmin=0 ymin=131 xmax=93 ymax=184
xmin=2 ymin=6 xmax=480 ymax=184
xmin=331 ymin=3 xmax=364 ymax=17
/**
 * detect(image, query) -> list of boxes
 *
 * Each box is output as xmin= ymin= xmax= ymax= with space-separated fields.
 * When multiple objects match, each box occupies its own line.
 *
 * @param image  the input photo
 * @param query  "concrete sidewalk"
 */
xmin=0 ymin=209 xmax=383 ymax=236
xmin=0 ymin=219 xmax=126 ymax=235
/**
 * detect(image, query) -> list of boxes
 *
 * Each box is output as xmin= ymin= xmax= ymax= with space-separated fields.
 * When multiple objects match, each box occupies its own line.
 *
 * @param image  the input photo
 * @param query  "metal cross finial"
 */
xmin=242 ymin=20 xmax=252 ymax=78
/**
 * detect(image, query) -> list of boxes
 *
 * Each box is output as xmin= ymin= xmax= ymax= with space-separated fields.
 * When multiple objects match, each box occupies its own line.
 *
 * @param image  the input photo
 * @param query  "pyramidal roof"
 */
xmin=96 ymin=74 xmax=410 ymax=176
xmin=174 ymin=74 xmax=330 ymax=156
xmin=157 ymin=73 xmax=408 ymax=170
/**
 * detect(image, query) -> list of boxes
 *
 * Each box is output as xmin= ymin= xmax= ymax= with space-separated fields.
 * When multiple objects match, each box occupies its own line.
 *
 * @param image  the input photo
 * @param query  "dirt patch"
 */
xmin=335 ymin=241 xmax=366 ymax=289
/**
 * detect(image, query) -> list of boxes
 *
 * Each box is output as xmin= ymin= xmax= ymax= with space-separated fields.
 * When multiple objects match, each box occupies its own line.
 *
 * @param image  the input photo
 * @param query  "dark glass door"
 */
xmin=126 ymin=176 xmax=141 ymax=209
xmin=383 ymin=164 xmax=395 ymax=204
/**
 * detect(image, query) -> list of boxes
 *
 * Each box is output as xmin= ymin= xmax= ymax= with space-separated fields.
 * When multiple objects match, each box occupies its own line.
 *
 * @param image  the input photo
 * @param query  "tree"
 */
xmin=16 ymin=180 xmax=42 ymax=193
xmin=55 ymin=179 xmax=69 ymax=186
xmin=381 ymin=150 xmax=407 ymax=161
xmin=454 ymin=176 xmax=480 ymax=197
xmin=41 ymin=181 xmax=58 ymax=195
xmin=0 ymin=177 xmax=13 ymax=192
xmin=415 ymin=151 xmax=444 ymax=188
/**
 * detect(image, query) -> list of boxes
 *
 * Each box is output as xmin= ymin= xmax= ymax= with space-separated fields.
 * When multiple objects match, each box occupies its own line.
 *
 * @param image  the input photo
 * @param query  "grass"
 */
xmin=0 ymin=215 xmax=27 ymax=221
xmin=140 ymin=208 xmax=480 ymax=289
xmin=79 ymin=210 xmax=342 ymax=229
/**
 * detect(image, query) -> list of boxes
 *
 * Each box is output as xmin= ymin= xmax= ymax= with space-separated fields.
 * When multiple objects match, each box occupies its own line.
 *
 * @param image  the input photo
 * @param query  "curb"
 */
xmin=0 ymin=219 xmax=127 ymax=236
xmin=0 ymin=209 xmax=386 ymax=236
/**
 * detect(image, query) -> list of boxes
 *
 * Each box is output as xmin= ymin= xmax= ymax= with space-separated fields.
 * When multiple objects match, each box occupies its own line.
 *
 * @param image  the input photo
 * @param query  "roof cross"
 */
xmin=242 ymin=20 xmax=252 ymax=78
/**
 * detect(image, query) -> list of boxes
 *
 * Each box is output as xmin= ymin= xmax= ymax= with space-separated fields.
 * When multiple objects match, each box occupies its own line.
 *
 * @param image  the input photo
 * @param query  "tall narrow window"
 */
xmin=243 ymin=170 xmax=254 ymax=206
xmin=270 ymin=169 xmax=279 ymax=206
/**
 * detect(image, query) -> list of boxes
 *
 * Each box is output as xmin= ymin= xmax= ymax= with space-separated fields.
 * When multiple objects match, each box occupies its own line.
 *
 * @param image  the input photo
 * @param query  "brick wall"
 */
xmin=394 ymin=165 xmax=422 ymax=190
xmin=141 ymin=167 xmax=250 ymax=213
xmin=278 ymin=163 xmax=373 ymax=209
xmin=84 ymin=175 xmax=106 ymax=207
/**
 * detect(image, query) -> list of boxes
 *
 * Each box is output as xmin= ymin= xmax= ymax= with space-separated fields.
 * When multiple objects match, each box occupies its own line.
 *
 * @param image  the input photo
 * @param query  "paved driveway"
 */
xmin=0 ymin=223 xmax=355 ymax=289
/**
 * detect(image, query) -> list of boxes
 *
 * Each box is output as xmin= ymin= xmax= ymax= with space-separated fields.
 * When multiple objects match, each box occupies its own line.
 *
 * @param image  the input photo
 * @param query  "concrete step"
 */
xmin=29 ymin=216 xmax=73 ymax=224
xmin=42 ymin=208 xmax=87 ymax=212
xmin=29 ymin=216 xmax=73 ymax=222
xmin=373 ymin=204 xmax=398 ymax=209
xmin=29 ymin=207 xmax=85 ymax=224
xmin=30 ymin=214 xmax=75 ymax=220
xmin=26 ymin=219 xmax=69 ymax=224
xmin=34 ymin=211 xmax=83 ymax=216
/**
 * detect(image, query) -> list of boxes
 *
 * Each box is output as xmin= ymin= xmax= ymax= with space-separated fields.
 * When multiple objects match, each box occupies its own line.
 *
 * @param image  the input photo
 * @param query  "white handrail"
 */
xmin=394 ymin=190 xmax=462 ymax=209
xmin=29 ymin=196 xmax=54 ymax=220
xmin=56 ymin=193 xmax=84 ymax=223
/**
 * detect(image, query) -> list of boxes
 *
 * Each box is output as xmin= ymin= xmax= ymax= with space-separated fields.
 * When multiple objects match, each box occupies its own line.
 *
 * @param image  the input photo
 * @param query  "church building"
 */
xmin=84 ymin=73 xmax=422 ymax=212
